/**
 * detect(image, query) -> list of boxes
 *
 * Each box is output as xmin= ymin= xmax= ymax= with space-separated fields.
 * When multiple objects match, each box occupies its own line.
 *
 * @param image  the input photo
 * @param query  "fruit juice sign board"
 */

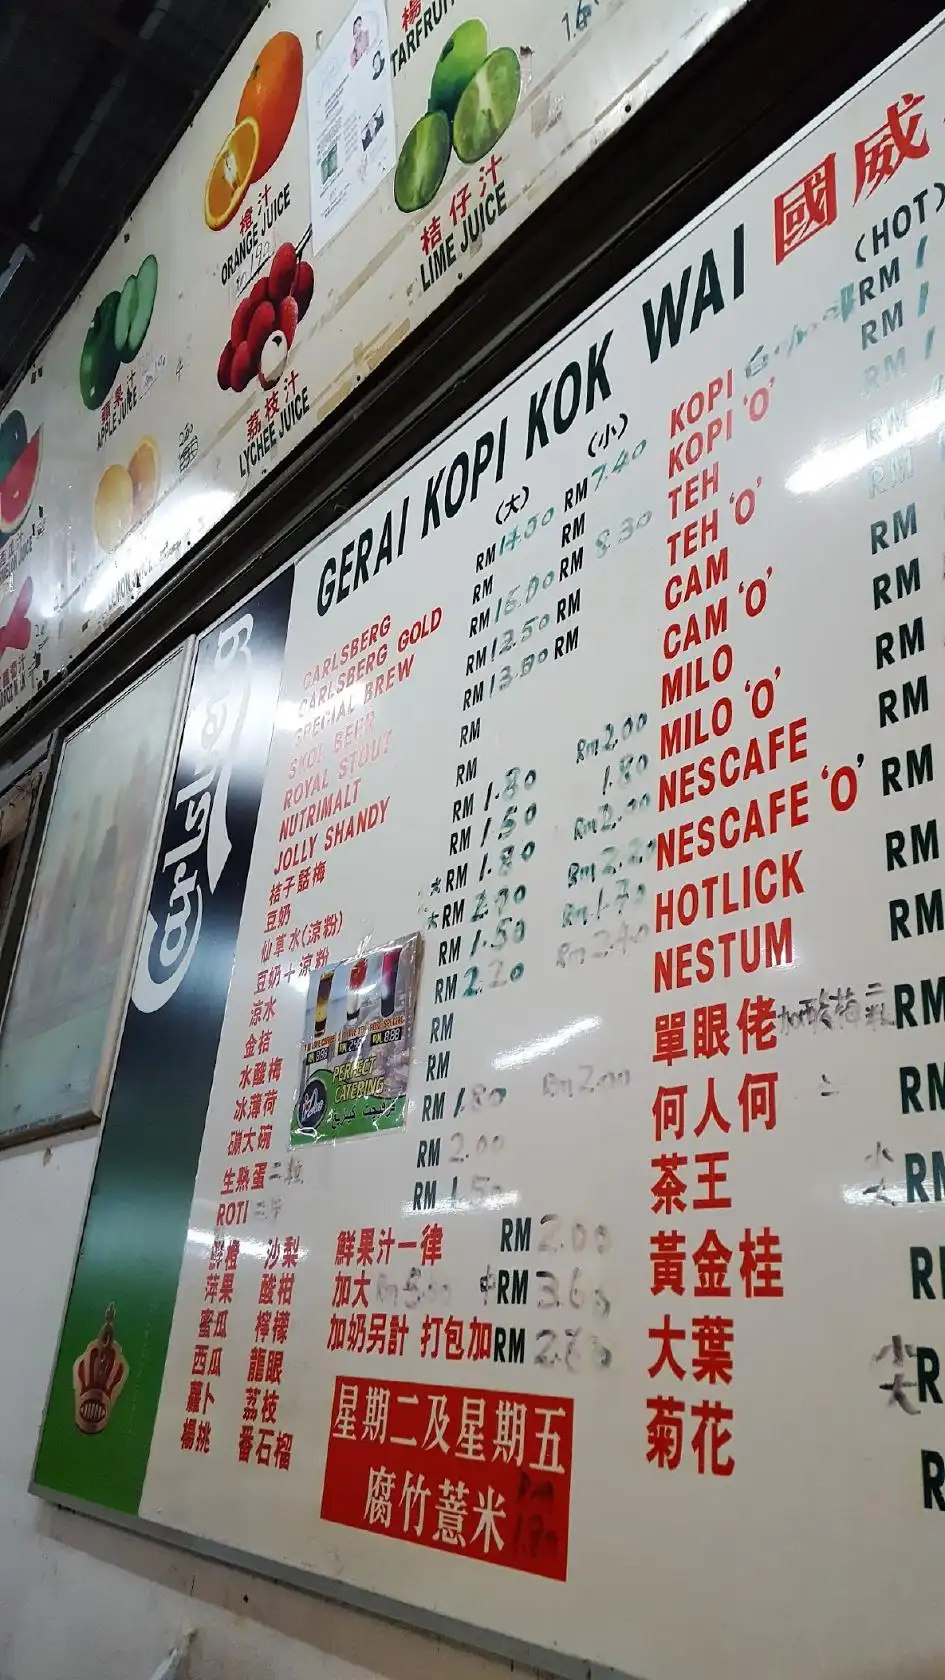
xmin=307 ymin=3 xmax=397 ymax=250
xmin=0 ymin=0 xmax=742 ymax=733
xmin=0 ymin=387 xmax=51 ymax=720
xmin=194 ymin=0 xmax=719 ymax=495
xmin=43 ymin=152 xmax=197 ymax=677
xmin=32 ymin=22 xmax=945 ymax=1674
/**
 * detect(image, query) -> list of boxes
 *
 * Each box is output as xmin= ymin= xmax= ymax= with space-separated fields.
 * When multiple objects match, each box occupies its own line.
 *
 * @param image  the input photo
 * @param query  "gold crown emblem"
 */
xmin=72 ymin=1304 xmax=128 ymax=1435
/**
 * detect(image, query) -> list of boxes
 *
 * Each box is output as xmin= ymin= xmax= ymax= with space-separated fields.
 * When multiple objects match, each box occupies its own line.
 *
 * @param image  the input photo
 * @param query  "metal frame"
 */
xmin=13 ymin=0 xmax=945 ymax=1668
xmin=0 ymin=732 xmax=60 ymax=1010
xmin=30 ymin=1484 xmax=634 ymax=1680
xmin=0 ymin=642 xmax=194 ymax=1150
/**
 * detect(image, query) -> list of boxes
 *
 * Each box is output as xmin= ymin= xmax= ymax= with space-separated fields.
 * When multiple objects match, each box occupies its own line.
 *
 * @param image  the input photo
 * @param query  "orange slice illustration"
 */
xmin=204 ymin=117 xmax=260 ymax=232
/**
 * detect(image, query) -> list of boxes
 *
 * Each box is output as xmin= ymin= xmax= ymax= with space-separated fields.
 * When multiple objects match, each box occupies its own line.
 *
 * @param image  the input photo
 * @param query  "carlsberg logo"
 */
xmin=132 ymin=614 xmax=254 ymax=1015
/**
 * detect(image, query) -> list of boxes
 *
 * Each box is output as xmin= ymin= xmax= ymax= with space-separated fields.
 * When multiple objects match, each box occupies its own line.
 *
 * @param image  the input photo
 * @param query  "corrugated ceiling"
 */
xmin=0 ymin=0 xmax=267 ymax=406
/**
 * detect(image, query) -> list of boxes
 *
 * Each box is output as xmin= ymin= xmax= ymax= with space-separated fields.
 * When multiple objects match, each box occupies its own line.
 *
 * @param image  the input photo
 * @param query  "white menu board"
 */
xmin=34 ymin=18 xmax=945 ymax=1679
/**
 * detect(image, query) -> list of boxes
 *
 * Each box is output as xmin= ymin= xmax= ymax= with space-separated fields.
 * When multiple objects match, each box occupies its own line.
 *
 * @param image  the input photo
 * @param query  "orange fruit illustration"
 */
xmin=204 ymin=117 xmax=260 ymax=231
xmin=236 ymin=32 xmax=303 ymax=182
xmin=94 ymin=465 xmax=135 ymax=552
xmin=128 ymin=436 xmax=160 ymax=523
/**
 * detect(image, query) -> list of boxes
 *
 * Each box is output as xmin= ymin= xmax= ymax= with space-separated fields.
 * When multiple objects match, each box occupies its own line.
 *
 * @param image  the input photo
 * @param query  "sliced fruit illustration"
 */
xmin=394 ymin=111 xmax=451 ymax=212
xmin=113 ymin=273 xmax=138 ymax=363
xmin=236 ymin=31 xmax=303 ymax=183
xmin=0 ymin=409 xmax=27 ymax=483
xmin=80 ymin=253 xmax=159 ymax=409
xmin=128 ymin=436 xmax=160 ymax=524
xmin=0 ymin=422 xmax=41 ymax=542
xmin=259 ymin=329 xmax=289 ymax=390
xmin=114 ymin=254 xmax=159 ymax=363
xmin=429 ymin=20 xmax=488 ymax=122
xmin=80 ymin=291 xmax=122 ymax=410
xmin=205 ymin=117 xmax=260 ymax=231
xmin=94 ymin=463 xmax=135 ymax=552
xmin=452 ymin=46 xmax=521 ymax=163
xmin=0 ymin=579 xmax=32 ymax=657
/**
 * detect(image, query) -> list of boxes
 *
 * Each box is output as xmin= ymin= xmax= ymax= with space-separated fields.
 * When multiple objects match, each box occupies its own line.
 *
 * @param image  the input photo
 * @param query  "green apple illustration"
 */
xmin=80 ymin=255 xmax=159 ymax=410
xmin=394 ymin=111 xmax=451 ymax=212
xmin=429 ymin=19 xmax=488 ymax=122
xmin=79 ymin=293 xmax=122 ymax=410
xmin=114 ymin=254 xmax=159 ymax=364
xmin=453 ymin=46 xmax=521 ymax=163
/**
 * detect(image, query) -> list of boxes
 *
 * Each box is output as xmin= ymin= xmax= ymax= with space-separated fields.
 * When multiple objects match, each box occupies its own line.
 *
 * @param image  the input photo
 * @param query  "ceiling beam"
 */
xmin=0 ymin=211 xmax=66 ymax=257
xmin=30 ymin=0 xmax=200 ymax=96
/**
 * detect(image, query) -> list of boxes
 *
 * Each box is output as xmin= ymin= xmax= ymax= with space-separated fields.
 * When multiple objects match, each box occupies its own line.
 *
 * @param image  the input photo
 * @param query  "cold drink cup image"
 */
xmin=314 ymin=968 xmax=334 ymax=1037
xmin=347 ymin=957 xmax=368 ymax=1023
xmin=379 ymin=947 xmax=401 ymax=1017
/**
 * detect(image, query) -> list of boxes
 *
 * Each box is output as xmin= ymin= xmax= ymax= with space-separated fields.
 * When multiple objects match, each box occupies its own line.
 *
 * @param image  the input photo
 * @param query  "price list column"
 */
xmin=829 ymin=107 xmax=945 ymax=1502
xmin=319 ymin=438 xmax=585 ymax=1575
xmin=647 ymin=356 xmax=795 ymax=1479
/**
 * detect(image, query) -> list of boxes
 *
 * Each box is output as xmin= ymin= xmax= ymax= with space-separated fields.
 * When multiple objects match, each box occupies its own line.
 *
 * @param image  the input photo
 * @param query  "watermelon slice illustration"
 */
xmin=0 ymin=420 xmax=42 ymax=546
xmin=0 ymin=577 xmax=32 ymax=657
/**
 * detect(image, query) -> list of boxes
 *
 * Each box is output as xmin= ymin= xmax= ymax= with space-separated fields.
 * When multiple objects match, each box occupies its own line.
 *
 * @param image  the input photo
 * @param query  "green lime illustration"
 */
xmin=452 ymin=46 xmax=521 ymax=164
xmin=429 ymin=19 xmax=488 ymax=123
xmin=394 ymin=110 xmax=451 ymax=213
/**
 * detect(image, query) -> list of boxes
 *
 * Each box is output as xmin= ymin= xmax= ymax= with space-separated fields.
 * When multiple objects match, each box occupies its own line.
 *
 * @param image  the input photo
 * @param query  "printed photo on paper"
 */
xmin=291 ymin=933 xmax=422 ymax=1144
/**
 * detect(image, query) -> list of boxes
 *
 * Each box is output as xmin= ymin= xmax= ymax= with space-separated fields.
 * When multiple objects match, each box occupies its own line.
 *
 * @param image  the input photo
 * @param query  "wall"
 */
xmin=0 ymin=1133 xmax=526 ymax=1680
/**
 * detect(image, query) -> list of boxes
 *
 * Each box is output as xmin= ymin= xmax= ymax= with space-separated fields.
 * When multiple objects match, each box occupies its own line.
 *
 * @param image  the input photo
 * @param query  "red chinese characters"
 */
xmin=654 ymin=360 xmax=790 ymax=1478
xmin=774 ymin=93 xmax=929 ymax=262
xmin=181 ymin=1238 xmax=239 ymax=1453
xmin=853 ymin=92 xmax=929 ymax=203
xmin=238 ymin=1234 xmax=299 ymax=1470
xmin=774 ymin=155 xmax=838 ymax=264
xmin=321 ymin=1377 xmax=573 ymax=1580
xmin=327 ymin=1224 xmax=468 ymax=1358
xmin=420 ymin=154 xmax=505 ymax=257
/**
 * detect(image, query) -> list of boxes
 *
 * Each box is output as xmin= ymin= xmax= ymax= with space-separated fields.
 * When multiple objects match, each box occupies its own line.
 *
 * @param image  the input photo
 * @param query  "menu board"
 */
xmin=33 ymin=20 xmax=945 ymax=1677
xmin=0 ymin=0 xmax=734 ymax=731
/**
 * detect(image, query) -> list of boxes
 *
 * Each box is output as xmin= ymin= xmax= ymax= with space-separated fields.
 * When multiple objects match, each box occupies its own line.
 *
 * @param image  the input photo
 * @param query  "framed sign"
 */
xmin=0 ymin=648 xmax=191 ymax=1146
xmin=0 ymin=737 xmax=58 ymax=1002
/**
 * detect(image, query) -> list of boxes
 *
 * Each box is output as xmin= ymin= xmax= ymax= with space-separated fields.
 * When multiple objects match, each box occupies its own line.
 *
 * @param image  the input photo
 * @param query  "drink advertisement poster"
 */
xmin=292 ymin=933 xmax=422 ymax=1143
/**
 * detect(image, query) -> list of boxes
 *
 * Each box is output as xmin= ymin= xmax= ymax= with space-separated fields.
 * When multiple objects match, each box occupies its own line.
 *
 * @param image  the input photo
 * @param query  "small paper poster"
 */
xmin=306 ymin=3 xmax=397 ymax=252
xmin=291 ymin=933 xmax=422 ymax=1143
